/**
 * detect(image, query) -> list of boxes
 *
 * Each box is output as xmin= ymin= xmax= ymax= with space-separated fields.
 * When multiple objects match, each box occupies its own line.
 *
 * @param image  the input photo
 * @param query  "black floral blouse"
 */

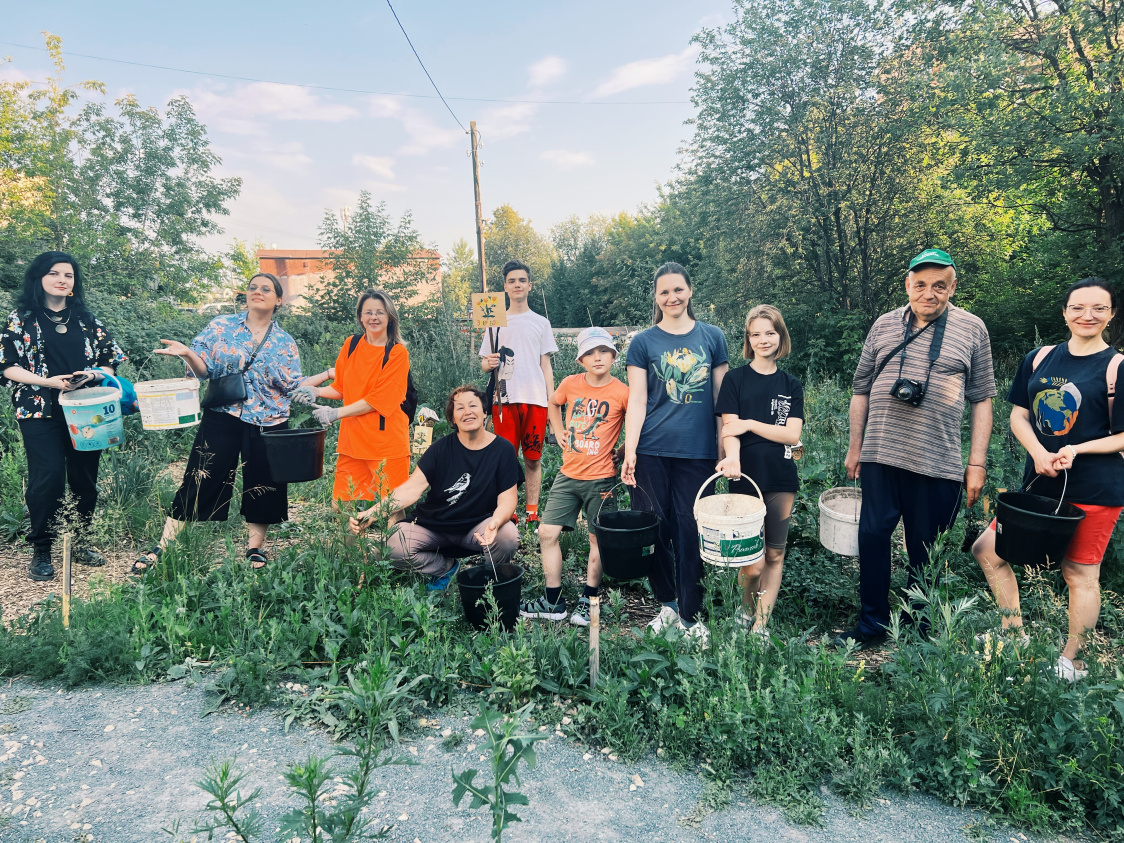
xmin=0 ymin=309 xmax=127 ymax=419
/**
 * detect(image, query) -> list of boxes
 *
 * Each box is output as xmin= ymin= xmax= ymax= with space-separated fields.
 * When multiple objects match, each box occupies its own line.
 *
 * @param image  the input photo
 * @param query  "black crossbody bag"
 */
xmin=201 ymin=322 xmax=274 ymax=410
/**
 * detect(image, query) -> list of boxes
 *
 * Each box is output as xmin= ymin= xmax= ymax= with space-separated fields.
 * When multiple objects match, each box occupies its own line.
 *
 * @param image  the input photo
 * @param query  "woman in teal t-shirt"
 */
xmin=621 ymin=262 xmax=729 ymax=645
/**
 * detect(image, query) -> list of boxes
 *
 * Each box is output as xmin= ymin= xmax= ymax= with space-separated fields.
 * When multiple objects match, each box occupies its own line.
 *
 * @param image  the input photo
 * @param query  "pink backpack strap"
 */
xmin=1031 ymin=345 xmax=1055 ymax=372
xmin=1108 ymin=351 xmax=1124 ymax=430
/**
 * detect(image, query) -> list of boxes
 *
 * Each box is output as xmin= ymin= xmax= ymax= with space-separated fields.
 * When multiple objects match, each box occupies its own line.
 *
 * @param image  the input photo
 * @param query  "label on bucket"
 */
xmin=699 ymin=525 xmax=764 ymax=564
xmin=140 ymin=390 xmax=201 ymax=429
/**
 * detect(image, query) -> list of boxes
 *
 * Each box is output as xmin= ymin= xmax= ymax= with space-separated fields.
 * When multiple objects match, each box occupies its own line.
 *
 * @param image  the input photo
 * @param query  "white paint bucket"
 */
xmin=693 ymin=472 xmax=767 ymax=568
xmin=819 ymin=487 xmax=862 ymax=556
xmin=134 ymin=378 xmax=202 ymax=430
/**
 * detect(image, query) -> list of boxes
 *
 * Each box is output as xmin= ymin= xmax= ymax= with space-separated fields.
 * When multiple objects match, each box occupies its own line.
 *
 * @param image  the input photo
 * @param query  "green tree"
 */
xmin=442 ymin=238 xmax=476 ymax=315
xmin=315 ymin=191 xmax=436 ymax=323
xmin=482 ymin=205 xmax=554 ymax=312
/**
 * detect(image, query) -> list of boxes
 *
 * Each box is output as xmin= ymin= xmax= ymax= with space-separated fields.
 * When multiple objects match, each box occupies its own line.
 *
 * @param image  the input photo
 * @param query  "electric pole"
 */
xmin=470 ymin=120 xmax=487 ymax=292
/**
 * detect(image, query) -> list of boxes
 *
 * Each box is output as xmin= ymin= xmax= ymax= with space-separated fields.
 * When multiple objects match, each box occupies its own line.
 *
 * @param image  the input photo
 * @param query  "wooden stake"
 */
xmin=589 ymin=595 xmax=600 ymax=690
xmin=470 ymin=121 xmax=487 ymax=293
xmin=62 ymin=534 xmax=72 ymax=630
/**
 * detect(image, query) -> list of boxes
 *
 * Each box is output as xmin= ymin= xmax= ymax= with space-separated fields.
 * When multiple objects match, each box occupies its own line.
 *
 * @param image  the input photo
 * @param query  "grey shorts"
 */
xmin=541 ymin=474 xmax=617 ymax=531
xmin=761 ymin=491 xmax=795 ymax=549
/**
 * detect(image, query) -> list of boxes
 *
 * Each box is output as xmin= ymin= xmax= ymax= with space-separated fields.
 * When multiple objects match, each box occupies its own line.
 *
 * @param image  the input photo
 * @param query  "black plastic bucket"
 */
xmin=261 ymin=428 xmax=326 ymax=483
xmin=456 ymin=563 xmax=524 ymax=631
xmin=995 ymin=491 xmax=1085 ymax=570
xmin=592 ymin=509 xmax=661 ymax=580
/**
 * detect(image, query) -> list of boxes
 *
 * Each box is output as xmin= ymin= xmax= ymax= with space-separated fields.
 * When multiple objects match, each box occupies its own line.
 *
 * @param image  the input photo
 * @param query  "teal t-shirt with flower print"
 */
xmin=626 ymin=321 xmax=729 ymax=459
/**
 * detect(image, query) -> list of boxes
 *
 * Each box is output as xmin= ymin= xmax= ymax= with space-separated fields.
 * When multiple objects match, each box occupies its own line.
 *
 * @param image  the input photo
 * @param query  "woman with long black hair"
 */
xmin=0 ymin=251 xmax=126 ymax=581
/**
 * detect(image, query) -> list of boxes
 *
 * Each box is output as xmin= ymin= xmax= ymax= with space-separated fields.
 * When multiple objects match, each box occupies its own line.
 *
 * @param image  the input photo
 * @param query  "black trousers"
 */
xmin=634 ymin=453 xmax=718 ymax=625
xmin=171 ymin=410 xmax=289 ymax=524
xmin=19 ymin=413 xmax=102 ymax=550
xmin=856 ymin=462 xmax=962 ymax=635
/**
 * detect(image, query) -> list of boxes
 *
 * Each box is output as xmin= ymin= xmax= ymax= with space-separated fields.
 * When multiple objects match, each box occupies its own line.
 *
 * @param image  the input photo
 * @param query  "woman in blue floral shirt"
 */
xmin=0 ymin=251 xmax=126 ymax=582
xmin=135 ymin=273 xmax=332 ymax=572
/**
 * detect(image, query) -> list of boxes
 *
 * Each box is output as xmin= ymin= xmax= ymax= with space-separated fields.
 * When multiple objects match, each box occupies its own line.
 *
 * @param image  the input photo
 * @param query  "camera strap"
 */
xmin=871 ymin=307 xmax=946 ymax=384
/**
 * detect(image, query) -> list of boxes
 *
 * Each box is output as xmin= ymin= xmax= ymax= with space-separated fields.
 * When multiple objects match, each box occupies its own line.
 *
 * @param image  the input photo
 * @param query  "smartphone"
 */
xmin=66 ymin=373 xmax=95 ymax=388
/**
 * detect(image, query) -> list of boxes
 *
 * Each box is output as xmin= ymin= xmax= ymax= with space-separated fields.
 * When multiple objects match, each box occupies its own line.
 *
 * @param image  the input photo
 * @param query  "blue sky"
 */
xmin=3 ymin=1 xmax=731 ymax=258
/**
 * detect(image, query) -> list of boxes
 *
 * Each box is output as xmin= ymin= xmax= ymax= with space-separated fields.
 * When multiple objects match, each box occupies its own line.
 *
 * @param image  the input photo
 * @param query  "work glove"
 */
xmin=290 ymin=385 xmax=319 ymax=405
xmin=312 ymin=405 xmax=340 ymax=427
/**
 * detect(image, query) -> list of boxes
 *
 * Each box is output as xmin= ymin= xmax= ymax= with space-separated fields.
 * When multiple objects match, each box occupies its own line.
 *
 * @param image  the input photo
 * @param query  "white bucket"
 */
xmin=59 ymin=373 xmax=124 ymax=451
xmin=134 ymin=378 xmax=202 ymax=430
xmin=693 ymin=472 xmax=767 ymax=568
xmin=819 ymin=487 xmax=862 ymax=556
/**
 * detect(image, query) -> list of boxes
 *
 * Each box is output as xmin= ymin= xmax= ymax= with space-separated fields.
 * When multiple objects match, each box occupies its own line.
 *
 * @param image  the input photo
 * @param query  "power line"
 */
xmin=0 ymin=40 xmax=692 ymax=106
xmin=384 ymin=0 xmax=466 ymax=133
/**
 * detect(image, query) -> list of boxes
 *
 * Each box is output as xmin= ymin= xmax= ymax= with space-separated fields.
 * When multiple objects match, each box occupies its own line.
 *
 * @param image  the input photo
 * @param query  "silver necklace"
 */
xmin=44 ymin=309 xmax=72 ymax=334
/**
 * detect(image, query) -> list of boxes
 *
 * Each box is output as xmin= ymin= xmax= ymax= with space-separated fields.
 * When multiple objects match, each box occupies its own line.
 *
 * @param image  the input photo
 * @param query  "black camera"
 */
xmin=890 ymin=377 xmax=926 ymax=406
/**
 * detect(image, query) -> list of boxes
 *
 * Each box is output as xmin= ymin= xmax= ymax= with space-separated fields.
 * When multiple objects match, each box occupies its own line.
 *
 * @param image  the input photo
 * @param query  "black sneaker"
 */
xmin=76 ymin=547 xmax=107 ymax=567
xmin=29 ymin=547 xmax=55 ymax=581
xmin=832 ymin=625 xmax=887 ymax=650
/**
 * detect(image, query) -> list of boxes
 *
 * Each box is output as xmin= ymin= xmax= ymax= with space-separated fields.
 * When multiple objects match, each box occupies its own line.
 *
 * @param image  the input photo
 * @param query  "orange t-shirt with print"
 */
xmin=333 ymin=339 xmax=410 ymax=461
xmin=553 ymin=373 xmax=629 ymax=480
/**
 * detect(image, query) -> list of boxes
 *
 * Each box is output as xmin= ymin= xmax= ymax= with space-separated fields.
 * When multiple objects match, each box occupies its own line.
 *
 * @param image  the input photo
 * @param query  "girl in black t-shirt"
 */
xmin=715 ymin=305 xmax=804 ymax=634
xmin=973 ymin=277 xmax=1124 ymax=682
xmin=349 ymin=385 xmax=521 ymax=589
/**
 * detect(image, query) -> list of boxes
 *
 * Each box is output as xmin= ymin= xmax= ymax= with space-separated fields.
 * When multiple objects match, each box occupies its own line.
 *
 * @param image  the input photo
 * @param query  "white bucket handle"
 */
xmin=693 ymin=471 xmax=763 ymax=516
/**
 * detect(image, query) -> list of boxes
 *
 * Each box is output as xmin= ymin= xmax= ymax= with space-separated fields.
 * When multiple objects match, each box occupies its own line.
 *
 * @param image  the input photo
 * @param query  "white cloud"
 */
xmin=178 ymin=82 xmax=359 ymax=135
xmin=528 ymin=56 xmax=567 ymax=87
xmin=540 ymin=149 xmax=594 ymax=169
xmin=367 ymin=95 xmax=465 ymax=156
xmin=216 ymin=140 xmax=313 ymax=172
xmin=353 ymin=154 xmax=396 ymax=180
xmin=590 ymin=45 xmax=699 ymax=98
xmin=477 ymin=103 xmax=539 ymax=141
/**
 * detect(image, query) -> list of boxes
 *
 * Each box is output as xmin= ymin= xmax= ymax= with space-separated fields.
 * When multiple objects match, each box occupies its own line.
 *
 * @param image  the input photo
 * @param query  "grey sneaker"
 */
xmin=29 ymin=547 xmax=54 ymax=581
xmin=571 ymin=597 xmax=591 ymax=627
xmin=1054 ymin=656 xmax=1088 ymax=682
xmin=520 ymin=595 xmax=567 ymax=621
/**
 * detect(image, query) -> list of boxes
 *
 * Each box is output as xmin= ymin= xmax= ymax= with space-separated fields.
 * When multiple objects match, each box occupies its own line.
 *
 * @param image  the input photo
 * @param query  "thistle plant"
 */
xmin=451 ymin=701 xmax=547 ymax=842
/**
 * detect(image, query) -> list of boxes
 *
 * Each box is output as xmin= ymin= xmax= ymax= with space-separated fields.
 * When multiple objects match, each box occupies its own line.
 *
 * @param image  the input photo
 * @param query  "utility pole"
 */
xmin=470 ymin=120 xmax=487 ymax=292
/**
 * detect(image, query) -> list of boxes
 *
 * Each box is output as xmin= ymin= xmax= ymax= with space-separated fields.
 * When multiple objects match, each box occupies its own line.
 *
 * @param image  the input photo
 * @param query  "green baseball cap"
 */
xmin=909 ymin=248 xmax=956 ymax=271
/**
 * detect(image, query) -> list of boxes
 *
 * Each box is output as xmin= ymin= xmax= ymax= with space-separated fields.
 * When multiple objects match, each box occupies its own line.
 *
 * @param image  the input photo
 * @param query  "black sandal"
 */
xmin=131 ymin=546 xmax=162 ymax=575
xmin=246 ymin=548 xmax=268 ymax=570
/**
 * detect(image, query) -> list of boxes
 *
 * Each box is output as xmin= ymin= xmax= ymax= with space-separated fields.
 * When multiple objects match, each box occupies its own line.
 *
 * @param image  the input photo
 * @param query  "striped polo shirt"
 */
xmin=852 ymin=304 xmax=996 ymax=482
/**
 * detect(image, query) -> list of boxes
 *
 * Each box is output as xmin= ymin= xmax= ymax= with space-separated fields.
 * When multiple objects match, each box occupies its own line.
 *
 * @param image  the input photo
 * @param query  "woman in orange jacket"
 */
xmin=299 ymin=290 xmax=411 ymax=507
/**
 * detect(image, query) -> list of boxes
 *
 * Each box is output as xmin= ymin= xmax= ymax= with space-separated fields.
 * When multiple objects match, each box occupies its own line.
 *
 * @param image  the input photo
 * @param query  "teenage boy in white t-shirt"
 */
xmin=480 ymin=260 xmax=557 ymax=524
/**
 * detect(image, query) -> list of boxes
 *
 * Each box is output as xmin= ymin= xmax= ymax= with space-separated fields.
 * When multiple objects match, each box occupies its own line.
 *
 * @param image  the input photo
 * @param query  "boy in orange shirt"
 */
xmin=520 ymin=327 xmax=628 ymax=626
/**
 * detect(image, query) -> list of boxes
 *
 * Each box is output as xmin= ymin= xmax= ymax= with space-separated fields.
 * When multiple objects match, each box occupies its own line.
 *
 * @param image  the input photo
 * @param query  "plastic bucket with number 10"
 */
xmin=59 ymin=372 xmax=124 ymax=451
xmin=694 ymin=472 xmax=767 ymax=567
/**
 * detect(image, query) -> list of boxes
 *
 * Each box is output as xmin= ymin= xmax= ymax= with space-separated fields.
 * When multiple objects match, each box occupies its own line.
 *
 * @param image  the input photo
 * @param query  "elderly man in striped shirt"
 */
xmin=836 ymin=249 xmax=996 ymax=649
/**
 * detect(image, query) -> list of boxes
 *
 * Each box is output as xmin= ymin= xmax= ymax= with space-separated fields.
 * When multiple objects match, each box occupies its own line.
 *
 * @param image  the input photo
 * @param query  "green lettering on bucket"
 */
xmin=719 ymin=535 xmax=764 ymax=557
xmin=178 ymin=414 xmax=196 ymax=424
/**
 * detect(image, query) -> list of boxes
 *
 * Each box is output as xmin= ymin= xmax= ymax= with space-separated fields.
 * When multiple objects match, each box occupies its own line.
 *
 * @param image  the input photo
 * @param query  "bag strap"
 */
xmin=1031 ymin=345 xmax=1055 ymax=373
xmin=347 ymin=333 xmax=363 ymax=357
xmin=870 ymin=313 xmax=936 ymax=385
xmin=241 ymin=321 xmax=274 ymax=373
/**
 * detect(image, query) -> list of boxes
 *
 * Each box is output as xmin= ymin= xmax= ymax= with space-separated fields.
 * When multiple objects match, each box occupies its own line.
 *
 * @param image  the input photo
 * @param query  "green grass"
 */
xmin=0 ymin=346 xmax=1122 ymax=840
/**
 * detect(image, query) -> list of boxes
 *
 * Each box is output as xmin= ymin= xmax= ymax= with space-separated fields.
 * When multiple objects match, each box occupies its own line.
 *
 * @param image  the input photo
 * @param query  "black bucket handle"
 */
xmin=593 ymin=481 xmax=657 ymax=526
xmin=1024 ymin=469 xmax=1069 ymax=516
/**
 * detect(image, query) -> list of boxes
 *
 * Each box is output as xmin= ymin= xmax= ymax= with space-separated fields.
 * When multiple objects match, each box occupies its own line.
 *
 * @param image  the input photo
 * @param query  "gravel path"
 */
xmin=0 ymin=678 xmax=1078 ymax=843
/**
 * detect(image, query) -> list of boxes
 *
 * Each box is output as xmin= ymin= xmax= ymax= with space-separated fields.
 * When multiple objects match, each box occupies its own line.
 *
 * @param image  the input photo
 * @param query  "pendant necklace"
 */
xmin=44 ymin=309 xmax=71 ymax=334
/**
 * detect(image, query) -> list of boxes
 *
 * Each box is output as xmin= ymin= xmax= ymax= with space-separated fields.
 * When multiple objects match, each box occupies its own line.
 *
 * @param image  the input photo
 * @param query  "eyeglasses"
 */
xmin=246 ymin=284 xmax=275 ymax=294
xmin=1064 ymin=305 xmax=1112 ymax=316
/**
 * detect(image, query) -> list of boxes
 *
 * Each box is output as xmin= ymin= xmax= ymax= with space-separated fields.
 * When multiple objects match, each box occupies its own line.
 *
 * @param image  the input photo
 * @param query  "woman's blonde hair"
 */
xmin=743 ymin=304 xmax=791 ymax=360
xmin=356 ymin=289 xmax=405 ymax=346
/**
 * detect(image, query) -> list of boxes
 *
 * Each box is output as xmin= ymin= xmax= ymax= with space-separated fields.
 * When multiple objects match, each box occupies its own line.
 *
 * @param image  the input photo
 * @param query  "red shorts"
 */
xmin=989 ymin=502 xmax=1123 ymax=565
xmin=491 ymin=403 xmax=547 ymax=460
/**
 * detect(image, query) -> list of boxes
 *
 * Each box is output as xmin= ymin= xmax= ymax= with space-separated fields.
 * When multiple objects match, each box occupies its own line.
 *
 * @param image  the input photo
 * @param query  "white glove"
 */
xmin=312 ymin=405 xmax=340 ymax=427
xmin=291 ymin=386 xmax=319 ymax=405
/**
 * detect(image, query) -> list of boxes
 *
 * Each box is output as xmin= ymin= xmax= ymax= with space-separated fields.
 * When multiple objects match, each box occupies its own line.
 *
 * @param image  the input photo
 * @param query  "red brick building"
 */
xmin=257 ymin=248 xmax=442 ymax=308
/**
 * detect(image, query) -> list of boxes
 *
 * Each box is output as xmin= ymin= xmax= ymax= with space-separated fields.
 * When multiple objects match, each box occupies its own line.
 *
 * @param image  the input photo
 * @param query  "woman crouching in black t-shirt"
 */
xmin=349 ymin=385 xmax=522 ymax=589
xmin=714 ymin=305 xmax=805 ymax=634
xmin=973 ymin=277 xmax=1124 ymax=682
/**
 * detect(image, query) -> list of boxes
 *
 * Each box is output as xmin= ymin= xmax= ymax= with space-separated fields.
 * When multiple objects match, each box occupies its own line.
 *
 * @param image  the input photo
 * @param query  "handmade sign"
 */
xmin=471 ymin=292 xmax=507 ymax=329
xmin=411 ymin=425 xmax=433 ymax=455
